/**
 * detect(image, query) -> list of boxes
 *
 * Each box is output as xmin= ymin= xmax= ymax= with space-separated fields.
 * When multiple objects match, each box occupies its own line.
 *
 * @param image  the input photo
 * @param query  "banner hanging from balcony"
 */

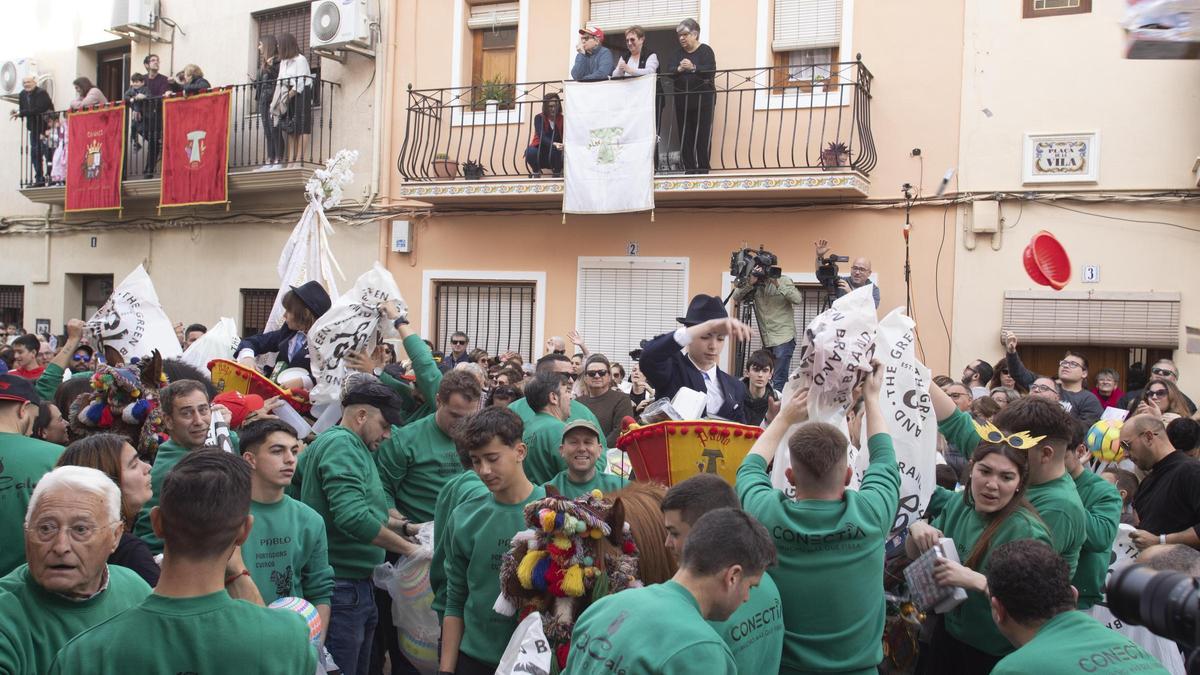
xmin=65 ymin=104 xmax=125 ymax=213
xmin=159 ymin=89 xmax=232 ymax=210
xmin=562 ymin=76 xmax=655 ymax=215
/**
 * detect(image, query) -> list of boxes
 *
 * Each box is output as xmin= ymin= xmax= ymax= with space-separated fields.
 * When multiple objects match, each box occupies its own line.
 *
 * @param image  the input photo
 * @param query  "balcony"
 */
xmin=16 ymin=77 xmax=339 ymax=208
xmin=396 ymin=59 xmax=875 ymax=207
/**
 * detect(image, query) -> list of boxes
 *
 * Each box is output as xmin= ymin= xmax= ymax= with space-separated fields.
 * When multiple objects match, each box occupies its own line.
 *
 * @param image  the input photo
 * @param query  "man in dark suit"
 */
xmin=639 ymin=294 xmax=751 ymax=423
xmin=11 ymin=77 xmax=53 ymax=186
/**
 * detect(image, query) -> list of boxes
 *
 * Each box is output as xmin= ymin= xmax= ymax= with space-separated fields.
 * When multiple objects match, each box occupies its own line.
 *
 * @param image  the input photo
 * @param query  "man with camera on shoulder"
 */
xmin=731 ymin=247 xmax=802 ymax=392
xmin=815 ymin=239 xmax=880 ymax=308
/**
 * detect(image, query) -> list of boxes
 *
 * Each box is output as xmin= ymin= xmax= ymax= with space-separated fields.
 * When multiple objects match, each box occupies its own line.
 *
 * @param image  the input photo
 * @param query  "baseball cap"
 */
xmin=341 ymin=378 xmax=405 ymax=427
xmin=579 ymin=26 xmax=605 ymax=41
xmin=213 ymin=391 xmax=265 ymax=428
xmin=561 ymin=419 xmax=602 ymax=442
xmin=0 ymin=374 xmax=39 ymax=404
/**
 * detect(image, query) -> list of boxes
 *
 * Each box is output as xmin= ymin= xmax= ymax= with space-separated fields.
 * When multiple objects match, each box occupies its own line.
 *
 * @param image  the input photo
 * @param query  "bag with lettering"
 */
xmin=496 ymin=611 xmax=553 ymax=675
xmin=373 ymin=523 xmax=438 ymax=675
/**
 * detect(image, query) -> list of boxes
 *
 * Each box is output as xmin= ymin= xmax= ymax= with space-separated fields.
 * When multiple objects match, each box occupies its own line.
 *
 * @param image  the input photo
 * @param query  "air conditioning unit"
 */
xmin=310 ymin=0 xmax=371 ymax=50
xmin=0 ymin=58 xmax=37 ymax=97
xmin=111 ymin=0 xmax=158 ymax=32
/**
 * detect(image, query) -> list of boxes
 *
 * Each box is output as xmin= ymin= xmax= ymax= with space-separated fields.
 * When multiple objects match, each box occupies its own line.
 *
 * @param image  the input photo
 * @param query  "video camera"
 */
xmin=815 ymin=253 xmax=850 ymax=296
xmin=730 ymin=246 xmax=782 ymax=287
xmin=1108 ymin=565 xmax=1200 ymax=664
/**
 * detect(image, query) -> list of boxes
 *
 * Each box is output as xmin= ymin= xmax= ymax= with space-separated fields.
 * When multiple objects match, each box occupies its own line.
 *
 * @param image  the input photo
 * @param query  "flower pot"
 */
xmin=820 ymin=150 xmax=848 ymax=171
xmin=485 ymin=99 xmax=499 ymax=115
xmin=431 ymin=159 xmax=458 ymax=180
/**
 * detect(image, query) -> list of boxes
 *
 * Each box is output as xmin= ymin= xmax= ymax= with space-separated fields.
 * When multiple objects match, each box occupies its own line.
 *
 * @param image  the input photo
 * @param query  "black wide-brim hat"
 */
xmin=676 ymin=294 xmax=728 ymax=327
xmin=290 ymin=280 xmax=332 ymax=318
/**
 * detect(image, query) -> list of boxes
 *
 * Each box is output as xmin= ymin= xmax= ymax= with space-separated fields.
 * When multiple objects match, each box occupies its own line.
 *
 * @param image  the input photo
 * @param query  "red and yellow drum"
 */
xmin=208 ymin=359 xmax=311 ymax=414
xmin=615 ymin=420 xmax=765 ymax=487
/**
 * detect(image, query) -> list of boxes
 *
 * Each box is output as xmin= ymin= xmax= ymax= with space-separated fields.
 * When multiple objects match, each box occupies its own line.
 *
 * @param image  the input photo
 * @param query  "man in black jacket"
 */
xmin=10 ymin=77 xmax=53 ymax=186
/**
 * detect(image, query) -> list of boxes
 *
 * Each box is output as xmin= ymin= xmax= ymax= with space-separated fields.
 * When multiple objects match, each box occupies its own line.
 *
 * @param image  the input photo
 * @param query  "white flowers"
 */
xmin=305 ymin=148 xmax=359 ymax=209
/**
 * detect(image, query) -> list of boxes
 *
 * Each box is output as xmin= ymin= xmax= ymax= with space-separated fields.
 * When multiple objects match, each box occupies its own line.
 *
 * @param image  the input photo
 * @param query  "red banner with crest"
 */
xmin=65 ymin=104 xmax=125 ymax=213
xmin=159 ymin=89 xmax=231 ymax=209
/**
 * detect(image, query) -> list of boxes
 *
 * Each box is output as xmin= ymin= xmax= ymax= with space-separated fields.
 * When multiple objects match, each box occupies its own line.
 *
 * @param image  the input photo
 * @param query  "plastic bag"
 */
xmin=373 ymin=523 xmax=438 ymax=675
xmin=180 ymin=317 xmax=240 ymax=376
xmin=495 ymin=611 xmax=553 ymax=675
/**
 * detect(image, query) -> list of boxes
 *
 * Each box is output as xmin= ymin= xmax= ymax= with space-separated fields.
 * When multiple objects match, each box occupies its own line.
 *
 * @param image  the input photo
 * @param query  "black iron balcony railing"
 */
xmin=16 ymin=77 xmax=338 ymax=189
xmin=397 ymin=59 xmax=875 ymax=182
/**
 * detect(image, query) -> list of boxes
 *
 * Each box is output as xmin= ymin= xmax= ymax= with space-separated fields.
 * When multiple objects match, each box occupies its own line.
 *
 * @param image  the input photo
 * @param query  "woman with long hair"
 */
xmin=605 ymin=481 xmax=677 ymax=585
xmin=274 ymin=32 xmax=313 ymax=167
xmin=524 ymin=92 xmax=564 ymax=177
xmin=905 ymin=435 xmax=1051 ymax=673
xmin=254 ymin=34 xmax=284 ymax=169
xmin=1135 ymin=377 xmax=1192 ymax=419
xmin=31 ymin=401 xmax=69 ymax=445
xmin=56 ymin=433 xmax=158 ymax=585
xmin=69 ymin=77 xmax=107 ymax=110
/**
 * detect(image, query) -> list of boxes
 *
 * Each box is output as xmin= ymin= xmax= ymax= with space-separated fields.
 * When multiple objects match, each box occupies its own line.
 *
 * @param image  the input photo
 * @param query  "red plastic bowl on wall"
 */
xmin=1022 ymin=230 xmax=1071 ymax=291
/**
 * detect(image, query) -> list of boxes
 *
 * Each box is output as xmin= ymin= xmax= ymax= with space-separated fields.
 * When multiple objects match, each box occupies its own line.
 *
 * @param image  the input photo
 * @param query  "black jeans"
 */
xmin=674 ymin=91 xmax=714 ymax=173
xmin=28 ymin=131 xmax=45 ymax=184
xmin=259 ymin=103 xmax=284 ymax=163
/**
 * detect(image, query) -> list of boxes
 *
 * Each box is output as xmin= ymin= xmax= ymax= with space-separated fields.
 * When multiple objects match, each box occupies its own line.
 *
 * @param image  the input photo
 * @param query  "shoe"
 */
xmin=529 ymin=172 xmax=537 ymax=179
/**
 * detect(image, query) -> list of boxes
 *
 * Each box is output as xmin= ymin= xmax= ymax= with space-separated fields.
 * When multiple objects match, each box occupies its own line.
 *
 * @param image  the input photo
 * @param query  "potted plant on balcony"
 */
xmin=462 ymin=160 xmax=486 ymax=180
xmin=431 ymin=153 xmax=459 ymax=180
xmin=475 ymin=74 xmax=514 ymax=114
xmin=820 ymin=142 xmax=849 ymax=170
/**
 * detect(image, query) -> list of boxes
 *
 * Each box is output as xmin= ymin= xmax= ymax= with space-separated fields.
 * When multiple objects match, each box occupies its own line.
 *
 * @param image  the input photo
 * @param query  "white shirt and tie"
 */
xmin=673 ymin=327 xmax=724 ymax=416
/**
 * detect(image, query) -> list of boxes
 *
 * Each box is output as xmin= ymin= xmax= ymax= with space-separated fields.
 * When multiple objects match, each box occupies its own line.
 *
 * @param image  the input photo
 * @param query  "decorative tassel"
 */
xmin=562 ymin=564 xmax=584 ymax=597
xmin=492 ymin=592 xmax=517 ymax=617
xmin=532 ymin=556 xmax=553 ymax=592
xmin=517 ymin=550 xmax=547 ymax=590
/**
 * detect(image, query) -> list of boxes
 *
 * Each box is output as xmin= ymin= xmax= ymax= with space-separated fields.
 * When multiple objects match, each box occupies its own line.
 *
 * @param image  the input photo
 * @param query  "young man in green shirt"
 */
xmin=565 ymin=507 xmax=777 ymax=674
xmin=133 ymin=379 xmax=236 ymax=554
xmin=737 ymin=362 xmax=899 ymax=674
xmin=441 ymin=406 xmax=547 ymax=674
xmin=662 ymin=474 xmax=784 ymax=675
xmin=930 ymin=384 xmax=1088 ymax=576
xmin=298 ymin=377 xmax=421 ymax=675
xmin=545 ymin=419 xmax=627 ymax=498
xmin=238 ymin=419 xmax=334 ymax=640
xmin=50 ymin=451 xmax=317 ymax=673
xmin=0 ymin=374 xmax=64 ymax=576
xmin=0 ymin=465 xmax=151 ymax=675
xmin=522 ymin=371 xmax=608 ymax=485
xmin=376 ymin=369 xmax=481 ymax=523
xmin=1064 ymin=419 xmax=1122 ymax=610
xmin=987 ymin=539 xmax=1168 ymax=675
xmin=507 ymin=353 xmax=608 ymax=449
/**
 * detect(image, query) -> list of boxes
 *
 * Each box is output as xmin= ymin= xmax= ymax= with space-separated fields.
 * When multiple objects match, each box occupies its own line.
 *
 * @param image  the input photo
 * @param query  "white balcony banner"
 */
xmin=563 ymin=76 xmax=655 ymax=215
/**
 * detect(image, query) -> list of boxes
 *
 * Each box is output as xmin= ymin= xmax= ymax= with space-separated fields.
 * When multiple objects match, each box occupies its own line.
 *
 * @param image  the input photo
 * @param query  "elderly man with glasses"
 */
xmin=1122 ymin=414 xmax=1200 ymax=552
xmin=1119 ymin=359 xmax=1196 ymax=414
xmin=1001 ymin=330 xmax=1102 ymax=425
xmin=0 ymin=465 xmax=152 ymax=674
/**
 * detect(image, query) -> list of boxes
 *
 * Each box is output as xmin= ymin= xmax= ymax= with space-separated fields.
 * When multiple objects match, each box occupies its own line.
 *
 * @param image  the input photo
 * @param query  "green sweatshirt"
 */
xmin=444 ymin=485 xmax=546 ymax=665
xmin=375 ymin=412 xmax=464 ymax=523
xmin=708 ymin=571 xmax=784 ymax=675
xmin=48 ymin=590 xmax=318 ymax=674
xmin=736 ymin=434 xmax=899 ymax=675
xmin=431 ymin=472 xmax=488 ymax=621
xmin=134 ymin=433 xmax=239 ymax=555
xmin=992 ymin=610 xmax=1169 ymax=675
xmin=565 ymin=580 xmax=737 ymax=675
xmin=298 ymin=425 xmax=390 ymax=580
xmin=382 ymin=334 xmax=444 ymax=423
xmin=0 ymin=433 xmax=63 ymax=576
xmin=34 ymin=362 xmax=64 ymax=402
xmin=939 ymin=409 xmax=1087 ymax=576
xmin=930 ymin=491 xmax=1051 ymax=656
xmin=545 ymin=470 xmax=628 ymax=499
xmin=1071 ymin=469 xmax=1123 ymax=609
xmin=508 ymin=397 xmax=609 ymax=449
xmin=0 ymin=564 xmax=151 ymax=675
xmin=243 ymin=496 xmax=335 ymax=606
xmin=522 ymin=412 xmax=569 ymax=485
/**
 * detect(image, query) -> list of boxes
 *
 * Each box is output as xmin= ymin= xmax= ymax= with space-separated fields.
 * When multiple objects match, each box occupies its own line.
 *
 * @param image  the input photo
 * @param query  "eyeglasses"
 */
xmin=948 ymin=392 xmax=970 ymax=399
xmin=850 ymin=266 xmax=870 ymax=273
xmin=626 ymin=37 xmax=639 ymax=43
xmin=27 ymin=520 xmax=117 ymax=543
xmin=553 ymin=349 xmax=566 ymax=355
xmin=585 ymin=370 xmax=608 ymax=378
xmin=1147 ymin=389 xmax=1169 ymax=399
xmin=1030 ymin=383 xmax=1056 ymax=394
xmin=450 ymin=339 xmax=467 ymax=346
xmin=1059 ymin=360 xmax=1084 ymax=370
xmin=1151 ymin=367 xmax=1177 ymax=378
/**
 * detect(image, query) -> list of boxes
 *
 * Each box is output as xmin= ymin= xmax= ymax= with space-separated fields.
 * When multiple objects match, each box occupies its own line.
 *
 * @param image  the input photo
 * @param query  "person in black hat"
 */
xmin=638 ymin=294 xmax=752 ymax=422
xmin=236 ymin=280 xmax=332 ymax=388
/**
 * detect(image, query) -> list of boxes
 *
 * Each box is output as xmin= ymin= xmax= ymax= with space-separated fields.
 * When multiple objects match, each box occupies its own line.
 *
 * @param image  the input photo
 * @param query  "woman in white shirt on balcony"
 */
xmin=612 ymin=26 xmax=659 ymax=78
xmin=273 ymin=32 xmax=313 ymax=168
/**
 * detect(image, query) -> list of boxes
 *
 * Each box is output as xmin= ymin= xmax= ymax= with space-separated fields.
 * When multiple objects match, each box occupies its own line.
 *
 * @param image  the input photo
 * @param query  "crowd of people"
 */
xmin=0 ymin=269 xmax=1197 ymax=675
xmin=9 ymin=31 xmax=315 ymax=187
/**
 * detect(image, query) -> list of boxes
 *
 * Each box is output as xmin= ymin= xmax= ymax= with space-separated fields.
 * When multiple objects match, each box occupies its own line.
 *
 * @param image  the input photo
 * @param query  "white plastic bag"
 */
xmin=495 ymin=611 xmax=553 ymax=675
xmin=180 ymin=317 xmax=240 ymax=376
xmin=373 ymin=523 xmax=438 ymax=675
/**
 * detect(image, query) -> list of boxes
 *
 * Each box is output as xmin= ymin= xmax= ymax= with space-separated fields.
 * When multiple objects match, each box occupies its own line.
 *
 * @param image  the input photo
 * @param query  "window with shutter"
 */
xmin=771 ymin=0 xmax=844 ymax=89
xmin=434 ymin=281 xmax=536 ymax=360
xmin=1001 ymin=291 xmax=1181 ymax=348
xmin=241 ymin=288 xmax=278 ymax=338
xmin=253 ymin=3 xmax=321 ymax=81
xmin=468 ymin=2 xmax=519 ymax=97
xmin=467 ymin=1 xmax=519 ymax=30
xmin=588 ymin=0 xmax=702 ymax=32
xmin=0 ymin=285 xmax=23 ymax=328
xmin=575 ymin=257 xmax=689 ymax=374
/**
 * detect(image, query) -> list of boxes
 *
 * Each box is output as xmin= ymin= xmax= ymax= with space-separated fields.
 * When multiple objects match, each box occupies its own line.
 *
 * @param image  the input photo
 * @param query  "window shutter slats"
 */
xmin=1001 ymin=292 xmax=1180 ymax=348
xmin=588 ymin=0 xmax=701 ymax=32
xmin=773 ymin=0 xmax=843 ymax=52
xmin=576 ymin=258 xmax=688 ymax=373
xmin=466 ymin=2 xmax=520 ymax=30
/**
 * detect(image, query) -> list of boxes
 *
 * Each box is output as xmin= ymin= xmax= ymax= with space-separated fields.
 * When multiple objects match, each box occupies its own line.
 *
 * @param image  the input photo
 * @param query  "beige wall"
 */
xmin=951 ymin=1 xmax=1200 ymax=401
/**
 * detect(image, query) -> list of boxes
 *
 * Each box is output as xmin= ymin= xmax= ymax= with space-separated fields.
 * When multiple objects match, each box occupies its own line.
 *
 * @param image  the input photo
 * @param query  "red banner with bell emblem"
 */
xmin=65 ymin=104 xmax=125 ymax=213
xmin=159 ymin=89 xmax=231 ymax=209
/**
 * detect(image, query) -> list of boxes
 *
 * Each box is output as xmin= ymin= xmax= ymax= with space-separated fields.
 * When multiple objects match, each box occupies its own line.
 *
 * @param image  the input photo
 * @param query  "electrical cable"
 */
xmin=933 ymin=203 xmax=952 ymax=369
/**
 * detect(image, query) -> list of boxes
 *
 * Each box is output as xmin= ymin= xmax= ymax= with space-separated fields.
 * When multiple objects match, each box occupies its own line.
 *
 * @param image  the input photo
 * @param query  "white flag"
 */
xmin=86 ymin=265 xmax=182 ymax=360
xmin=307 ymin=263 xmax=407 ymax=404
xmin=563 ymin=76 xmax=655 ymax=214
xmin=266 ymin=201 xmax=343 ymax=334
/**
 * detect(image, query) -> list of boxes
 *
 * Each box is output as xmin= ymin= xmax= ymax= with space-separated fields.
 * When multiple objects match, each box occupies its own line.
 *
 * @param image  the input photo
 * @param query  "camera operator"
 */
xmin=814 ymin=239 xmax=880 ymax=308
xmin=732 ymin=251 xmax=803 ymax=392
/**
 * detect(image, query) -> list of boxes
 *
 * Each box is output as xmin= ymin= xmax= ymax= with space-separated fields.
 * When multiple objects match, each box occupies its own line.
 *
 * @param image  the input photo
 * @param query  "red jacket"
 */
xmin=1091 ymin=387 xmax=1124 ymax=409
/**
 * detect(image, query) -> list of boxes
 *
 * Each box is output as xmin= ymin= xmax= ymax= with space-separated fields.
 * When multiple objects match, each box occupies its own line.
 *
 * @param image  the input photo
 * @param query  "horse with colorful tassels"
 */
xmin=68 ymin=350 xmax=170 ymax=462
xmin=496 ymin=486 xmax=641 ymax=673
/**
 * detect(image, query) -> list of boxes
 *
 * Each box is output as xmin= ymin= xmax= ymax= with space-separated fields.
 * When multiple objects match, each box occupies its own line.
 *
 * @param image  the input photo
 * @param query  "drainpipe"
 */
xmin=362 ymin=0 xmax=391 ymax=213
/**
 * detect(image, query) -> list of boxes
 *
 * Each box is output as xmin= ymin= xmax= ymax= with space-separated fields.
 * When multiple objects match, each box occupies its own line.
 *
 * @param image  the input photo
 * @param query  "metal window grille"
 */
xmin=253 ymin=3 xmax=321 ymax=76
xmin=434 ymin=281 xmax=536 ymax=361
xmin=0 ymin=285 xmax=24 ymax=327
xmin=734 ymin=284 xmax=830 ymax=377
xmin=241 ymin=288 xmax=278 ymax=338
